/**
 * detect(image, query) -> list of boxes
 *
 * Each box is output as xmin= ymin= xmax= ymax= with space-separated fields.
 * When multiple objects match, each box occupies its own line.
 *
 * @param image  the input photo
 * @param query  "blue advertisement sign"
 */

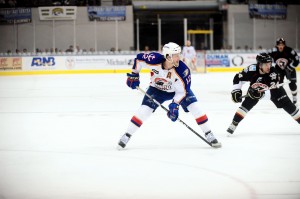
xmin=0 ymin=8 xmax=32 ymax=24
xmin=205 ymin=54 xmax=230 ymax=67
xmin=87 ymin=6 xmax=126 ymax=21
xmin=249 ymin=4 xmax=287 ymax=19
xmin=31 ymin=57 xmax=56 ymax=67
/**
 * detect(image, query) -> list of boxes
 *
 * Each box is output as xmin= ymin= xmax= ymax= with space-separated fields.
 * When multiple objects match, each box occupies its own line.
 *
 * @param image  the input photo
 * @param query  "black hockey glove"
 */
xmin=247 ymin=87 xmax=265 ymax=100
xmin=126 ymin=73 xmax=140 ymax=89
xmin=231 ymin=89 xmax=242 ymax=103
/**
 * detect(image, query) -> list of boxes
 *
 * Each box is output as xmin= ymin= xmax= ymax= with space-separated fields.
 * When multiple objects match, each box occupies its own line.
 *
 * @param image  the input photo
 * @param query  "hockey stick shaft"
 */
xmin=136 ymin=87 xmax=212 ymax=146
xmin=241 ymin=81 xmax=290 ymax=98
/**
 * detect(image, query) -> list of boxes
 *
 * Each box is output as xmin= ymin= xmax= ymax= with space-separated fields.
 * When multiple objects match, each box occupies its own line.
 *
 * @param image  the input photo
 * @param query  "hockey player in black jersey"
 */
xmin=266 ymin=38 xmax=299 ymax=104
xmin=227 ymin=53 xmax=300 ymax=135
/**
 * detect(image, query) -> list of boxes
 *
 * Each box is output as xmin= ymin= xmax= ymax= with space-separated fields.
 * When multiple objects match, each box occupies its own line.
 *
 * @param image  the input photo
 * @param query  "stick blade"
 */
xmin=211 ymin=142 xmax=222 ymax=148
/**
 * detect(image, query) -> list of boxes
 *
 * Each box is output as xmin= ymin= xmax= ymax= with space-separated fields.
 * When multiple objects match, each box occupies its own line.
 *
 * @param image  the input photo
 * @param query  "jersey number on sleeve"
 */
xmin=186 ymin=75 xmax=191 ymax=85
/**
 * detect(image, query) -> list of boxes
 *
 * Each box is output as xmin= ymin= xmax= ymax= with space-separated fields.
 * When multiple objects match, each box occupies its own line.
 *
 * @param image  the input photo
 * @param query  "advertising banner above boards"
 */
xmin=248 ymin=4 xmax=287 ymax=20
xmin=0 ymin=8 xmax=32 ymax=24
xmin=38 ymin=6 xmax=77 ymax=20
xmin=87 ymin=6 xmax=126 ymax=21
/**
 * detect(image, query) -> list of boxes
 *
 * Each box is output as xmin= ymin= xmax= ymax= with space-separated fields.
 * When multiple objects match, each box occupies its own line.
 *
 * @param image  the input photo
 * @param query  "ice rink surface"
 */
xmin=0 ymin=72 xmax=299 ymax=199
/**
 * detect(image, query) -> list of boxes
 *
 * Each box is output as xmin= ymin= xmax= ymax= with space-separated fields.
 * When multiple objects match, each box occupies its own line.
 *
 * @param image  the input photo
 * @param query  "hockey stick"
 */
xmin=136 ymin=86 xmax=212 ymax=147
xmin=241 ymin=81 xmax=290 ymax=98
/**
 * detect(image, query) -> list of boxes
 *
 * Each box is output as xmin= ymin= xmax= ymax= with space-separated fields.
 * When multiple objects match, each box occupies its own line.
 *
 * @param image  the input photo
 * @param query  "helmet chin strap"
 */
xmin=167 ymin=54 xmax=179 ymax=67
xmin=166 ymin=55 xmax=177 ymax=68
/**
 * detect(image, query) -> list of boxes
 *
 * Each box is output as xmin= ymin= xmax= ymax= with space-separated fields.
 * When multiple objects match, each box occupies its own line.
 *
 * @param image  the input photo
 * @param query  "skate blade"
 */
xmin=211 ymin=142 xmax=222 ymax=148
xmin=227 ymin=133 xmax=233 ymax=137
xmin=117 ymin=145 xmax=125 ymax=150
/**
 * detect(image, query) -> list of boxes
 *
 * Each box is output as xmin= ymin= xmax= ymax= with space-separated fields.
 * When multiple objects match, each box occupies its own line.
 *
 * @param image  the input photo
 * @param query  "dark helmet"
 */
xmin=276 ymin=37 xmax=286 ymax=45
xmin=256 ymin=53 xmax=272 ymax=64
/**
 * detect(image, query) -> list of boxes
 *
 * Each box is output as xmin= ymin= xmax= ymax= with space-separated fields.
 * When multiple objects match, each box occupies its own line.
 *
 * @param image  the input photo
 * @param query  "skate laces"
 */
xmin=292 ymin=95 xmax=297 ymax=101
xmin=120 ymin=133 xmax=131 ymax=144
xmin=229 ymin=123 xmax=236 ymax=131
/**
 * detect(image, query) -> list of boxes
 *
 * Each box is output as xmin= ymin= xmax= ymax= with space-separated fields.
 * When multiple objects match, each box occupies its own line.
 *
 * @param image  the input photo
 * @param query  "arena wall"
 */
xmin=0 ymin=6 xmax=134 ymax=53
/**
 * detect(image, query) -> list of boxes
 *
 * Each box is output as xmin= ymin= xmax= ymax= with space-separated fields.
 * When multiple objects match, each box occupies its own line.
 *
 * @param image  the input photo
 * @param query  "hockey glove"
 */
xmin=231 ymin=89 xmax=242 ymax=103
xmin=126 ymin=73 xmax=140 ymax=89
xmin=247 ymin=87 xmax=265 ymax=100
xmin=167 ymin=102 xmax=179 ymax=122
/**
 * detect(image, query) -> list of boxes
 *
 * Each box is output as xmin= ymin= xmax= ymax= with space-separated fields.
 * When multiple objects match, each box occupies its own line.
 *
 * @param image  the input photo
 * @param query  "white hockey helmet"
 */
xmin=162 ymin=42 xmax=181 ymax=58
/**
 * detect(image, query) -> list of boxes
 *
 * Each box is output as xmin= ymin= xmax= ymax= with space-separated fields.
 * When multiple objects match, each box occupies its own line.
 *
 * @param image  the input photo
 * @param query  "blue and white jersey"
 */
xmin=131 ymin=52 xmax=191 ymax=104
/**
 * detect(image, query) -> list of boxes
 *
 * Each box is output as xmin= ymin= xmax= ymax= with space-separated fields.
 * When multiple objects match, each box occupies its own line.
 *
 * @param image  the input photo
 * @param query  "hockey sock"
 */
xmin=290 ymin=108 xmax=300 ymax=124
xmin=233 ymin=106 xmax=248 ymax=123
xmin=126 ymin=105 xmax=154 ymax=135
xmin=187 ymin=102 xmax=211 ymax=133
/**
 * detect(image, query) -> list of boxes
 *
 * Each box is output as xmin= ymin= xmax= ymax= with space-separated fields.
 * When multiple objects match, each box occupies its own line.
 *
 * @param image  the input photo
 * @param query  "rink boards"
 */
xmin=0 ymin=53 xmax=299 ymax=75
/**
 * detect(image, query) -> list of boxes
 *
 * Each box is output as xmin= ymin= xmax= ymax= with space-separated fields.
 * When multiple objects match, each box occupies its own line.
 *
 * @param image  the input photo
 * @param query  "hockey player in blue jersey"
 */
xmin=117 ymin=42 xmax=221 ymax=149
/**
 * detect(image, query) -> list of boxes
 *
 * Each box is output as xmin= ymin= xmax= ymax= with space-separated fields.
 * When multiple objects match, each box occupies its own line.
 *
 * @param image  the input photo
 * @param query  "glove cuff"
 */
xmin=231 ymin=89 xmax=241 ymax=93
xmin=127 ymin=73 xmax=139 ymax=77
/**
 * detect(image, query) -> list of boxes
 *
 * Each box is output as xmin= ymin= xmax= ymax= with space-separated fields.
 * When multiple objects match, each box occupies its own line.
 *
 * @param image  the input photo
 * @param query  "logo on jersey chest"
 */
xmin=269 ymin=72 xmax=277 ymax=80
xmin=276 ymin=58 xmax=288 ymax=70
xmin=251 ymin=82 xmax=268 ymax=90
xmin=154 ymin=77 xmax=172 ymax=91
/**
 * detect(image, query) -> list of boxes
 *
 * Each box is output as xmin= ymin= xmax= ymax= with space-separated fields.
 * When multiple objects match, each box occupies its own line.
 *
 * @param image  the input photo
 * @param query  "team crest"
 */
xmin=154 ymin=78 xmax=172 ymax=91
xmin=276 ymin=58 xmax=288 ymax=70
xmin=183 ymin=69 xmax=189 ymax=78
xmin=269 ymin=72 xmax=277 ymax=80
xmin=251 ymin=82 xmax=268 ymax=90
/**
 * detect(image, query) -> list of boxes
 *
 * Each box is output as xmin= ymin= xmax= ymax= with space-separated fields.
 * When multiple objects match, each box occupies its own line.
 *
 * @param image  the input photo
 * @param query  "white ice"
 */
xmin=0 ymin=72 xmax=299 ymax=199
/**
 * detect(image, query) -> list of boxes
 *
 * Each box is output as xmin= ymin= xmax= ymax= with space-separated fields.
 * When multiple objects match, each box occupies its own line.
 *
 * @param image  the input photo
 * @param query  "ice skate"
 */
xmin=227 ymin=123 xmax=237 ymax=136
xmin=205 ymin=131 xmax=222 ymax=148
xmin=117 ymin=133 xmax=131 ymax=150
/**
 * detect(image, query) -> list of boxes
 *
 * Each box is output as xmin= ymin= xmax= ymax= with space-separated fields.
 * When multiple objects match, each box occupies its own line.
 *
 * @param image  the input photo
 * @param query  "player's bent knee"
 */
xmin=289 ymin=81 xmax=297 ymax=91
xmin=187 ymin=102 xmax=205 ymax=118
xmin=272 ymin=96 xmax=290 ymax=108
xmin=135 ymin=105 xmax=155 ymax=121
xmin=271 ymin=88 xmax=290 ymax=108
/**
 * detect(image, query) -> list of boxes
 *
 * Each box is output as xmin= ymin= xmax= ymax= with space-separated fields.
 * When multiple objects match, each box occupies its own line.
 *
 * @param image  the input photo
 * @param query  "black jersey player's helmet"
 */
xmin=256 ymin=53 xmax=272 ymax=64
xmin=276 ymin=37 xmax=286 ymax=45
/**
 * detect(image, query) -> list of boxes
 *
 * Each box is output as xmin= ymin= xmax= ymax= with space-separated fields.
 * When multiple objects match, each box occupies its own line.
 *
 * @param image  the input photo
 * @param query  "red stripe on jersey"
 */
xmin=131 ymin=116 xmax=143 ymax=127
xmin=196 ymin=115 xmax=208 ymax=125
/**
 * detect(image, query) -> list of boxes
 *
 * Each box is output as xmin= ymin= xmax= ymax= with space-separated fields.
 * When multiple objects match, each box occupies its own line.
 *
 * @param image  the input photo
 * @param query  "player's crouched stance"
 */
xmin=118 ymin=42 xmax=221 ymax=149
xmin=227 ymin=53 xmax=300 ymax=135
